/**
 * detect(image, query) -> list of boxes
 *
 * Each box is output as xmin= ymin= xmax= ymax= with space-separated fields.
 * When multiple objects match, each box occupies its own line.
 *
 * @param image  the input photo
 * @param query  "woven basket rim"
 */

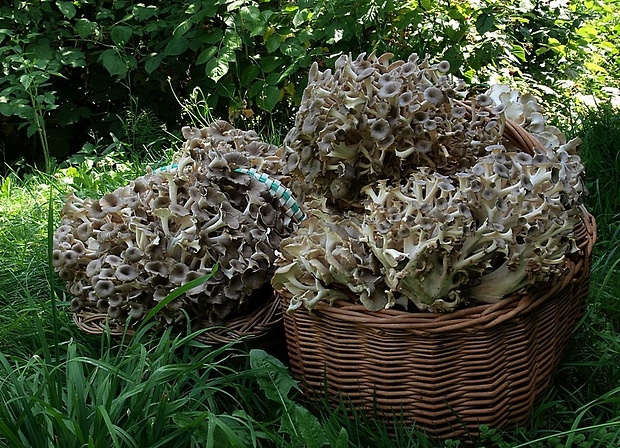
xmin=278 ymin=206 xmax=595 ymax=335
xmin=73 ymin=290 xmax=282 ymax=344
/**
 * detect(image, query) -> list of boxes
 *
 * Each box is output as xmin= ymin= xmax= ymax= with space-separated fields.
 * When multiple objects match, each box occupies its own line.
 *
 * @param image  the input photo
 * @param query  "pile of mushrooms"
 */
xmin=54 ymin=52 xmax=588 ymax=320
xmin=53 ymin=121 xmax=297 ymax=326
xmin=272 ymin=52 xmax=586 ymax=313
xmin=281 ymin=52 xmax=508 ymax=207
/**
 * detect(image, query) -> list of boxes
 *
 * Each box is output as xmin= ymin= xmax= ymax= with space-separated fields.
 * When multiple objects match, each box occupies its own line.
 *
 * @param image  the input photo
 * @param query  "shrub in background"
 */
xmin=1 ymin=0 xmax=618 ymax=173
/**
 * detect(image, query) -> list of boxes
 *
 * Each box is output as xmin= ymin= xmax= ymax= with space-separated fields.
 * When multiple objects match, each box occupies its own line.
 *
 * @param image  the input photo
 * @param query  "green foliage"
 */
xmin=0 ymin=172 xmax=67 ymax=355
xmin=2 ymin=0 xmax=619 ymax=171
xmin=249 ymin=349 xmax=332 ymax=448
xmin=1 ymin=7 xmax=620 ymax=444
xmin=574 ymin=102 xmax=620 ymax=239
xmin=2 ymin=118 xmax=620 ymax=446
xmin=0 ymin=328 xmax=287 ymax=448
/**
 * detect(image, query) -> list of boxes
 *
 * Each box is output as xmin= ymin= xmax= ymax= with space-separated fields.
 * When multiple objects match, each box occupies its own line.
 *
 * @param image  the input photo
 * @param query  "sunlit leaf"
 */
xmin=56 ymin=1 xmax=76 ymax=19
xmin=196 ymin=46 xmax=217 ymax=65
xmin=585 ymin=62 xmax=607 ymax=73
xmin=511 ymin=44 xmax=527 ymax=62
xmin=205 ymin=57 xmax=229 ymax=81
xmin=74 ymin=19 xmax=97 ymax=39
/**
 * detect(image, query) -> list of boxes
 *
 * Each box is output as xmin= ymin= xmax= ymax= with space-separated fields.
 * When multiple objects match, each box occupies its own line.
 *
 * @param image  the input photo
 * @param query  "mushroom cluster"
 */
xmin=281 ymin=52 xmax=508 ymax=207
xmin=53 ymin=121 xmax=296 ymax=326
xmin=273 ymin=52 xmax=587 ymax=313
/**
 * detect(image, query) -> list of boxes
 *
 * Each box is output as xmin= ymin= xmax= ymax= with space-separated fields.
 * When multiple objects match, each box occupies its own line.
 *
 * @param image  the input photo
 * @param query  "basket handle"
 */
xmin=152 ymin=163 xmax=306 ymax=221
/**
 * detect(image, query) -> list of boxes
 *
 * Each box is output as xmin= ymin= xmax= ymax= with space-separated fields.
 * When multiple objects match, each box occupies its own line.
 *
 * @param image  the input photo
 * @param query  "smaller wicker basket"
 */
xmin=278 ymin=207 xmax=595 ymax=439
xmin=73 ymin=290 xmax=282 ymax=345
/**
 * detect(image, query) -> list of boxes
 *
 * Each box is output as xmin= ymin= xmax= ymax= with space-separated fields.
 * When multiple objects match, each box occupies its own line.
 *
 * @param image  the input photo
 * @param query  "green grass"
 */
xmin=1 ymin=103 xmax=620 ymax=447
xmin=575 ymin=102 xmax=620 ymax=242
xmin=0 ymin=327 xmax=295 ymax=447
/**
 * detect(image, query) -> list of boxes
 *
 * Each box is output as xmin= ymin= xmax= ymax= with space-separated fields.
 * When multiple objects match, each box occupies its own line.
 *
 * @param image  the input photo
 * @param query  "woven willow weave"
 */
xmin=74 ymin=290 xmax=282 ymax=345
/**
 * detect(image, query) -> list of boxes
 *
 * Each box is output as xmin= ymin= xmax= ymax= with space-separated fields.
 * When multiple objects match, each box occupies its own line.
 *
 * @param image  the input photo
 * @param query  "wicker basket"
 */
xmin=278 ymin=206 xmax=595 ymax=439
xmin=73 ymin=289 xmax=282 ymax=345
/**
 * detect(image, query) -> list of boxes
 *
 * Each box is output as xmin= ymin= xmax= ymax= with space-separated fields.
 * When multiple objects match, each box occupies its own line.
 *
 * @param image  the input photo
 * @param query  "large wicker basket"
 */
xmin=278 ymin=206 xmax=595 ymax=439
xmin=73 ymin=289 xmax=282 ymax=346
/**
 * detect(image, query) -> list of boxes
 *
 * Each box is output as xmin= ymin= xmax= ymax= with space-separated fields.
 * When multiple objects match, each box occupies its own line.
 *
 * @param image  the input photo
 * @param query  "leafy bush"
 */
xmin=2 ymin=0 xmax=618 ymax=172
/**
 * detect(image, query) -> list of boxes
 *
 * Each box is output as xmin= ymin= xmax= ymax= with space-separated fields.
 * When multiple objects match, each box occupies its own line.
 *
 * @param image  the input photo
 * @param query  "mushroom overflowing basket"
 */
xmin=270 ymin=52 xmax=597 ymax=439
xmin=53 ymin=123 xmax=300 ymax=344
xmin=53 ymin=49 xmax=597 ymax=440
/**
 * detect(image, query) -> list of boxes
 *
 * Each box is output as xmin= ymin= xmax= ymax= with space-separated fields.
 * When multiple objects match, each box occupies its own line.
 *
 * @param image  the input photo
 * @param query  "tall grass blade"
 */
xmin=135 ymin=265 xmax=218 ymax=332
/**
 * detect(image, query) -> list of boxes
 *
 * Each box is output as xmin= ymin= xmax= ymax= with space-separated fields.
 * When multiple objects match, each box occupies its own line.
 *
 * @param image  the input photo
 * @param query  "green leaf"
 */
xmin=144 ymin=53 xmax=163 ymax=74
xmin=280 ymin=40 xmax=304 ymax=58
xmin=99 ymin=49 xmax=128 ymax=77
xmin=265 ymin=72 xmax=281 ymax=86
xmin=41 ymin=92 xmax=56 ymax=106
xmin=325 ymin=22 xmax=345 ymax=44
xmin=585 ymin=61 xmax=607 ymax=73
xmin=111 ymin=25 xmax=133 ymax=46
xmin=60 ymin=49 xmax=87 ymax=68
xmin=511 ymin=44 xmax=527 ymax=62
xmin=476 ymin=12 xmax=495 ymax=34
xmin=164 ymin=37 xmax=189 ymax=56
xmin=132 ymin=4 xmax=158 ymax=21
xmin=222 ymin=29 xmax=242 ymax=55
xmin=240 ymin=64 xmax=260 ymax=86
xmin=293 ymin=9 xmax=309 ymax=27
xmin=216 ymin=76 xmax=235 ymax=99
xmin=56 ymin=103 xmax=90 ymax=125
xmin=196 ymin=46 xmax=217 ymax=65
xmin=255 ymin=85 xmax=280 ymax=112
xmin=266 ymin=34 xmax=280 ymax=53
xmin=240 ymin=6 xmax=268 ymax=38
xmin=174 ymin=19 xmax=194 ymax=38
xmin=249 ymin=349 xmax=298 ymax=404
xmin=20 ymin=74 xmax=34 ymax=90
xmin=286 ymin=404 xmax=329 ymax=448
xmin=138 ymin=267 xmax=217 ymax=328
xmin=335 ymin=428 xmax=350 ymax=448
xmin=258 ymin=55 xmax=283 ymax=72
xmin=57 ymin=1 xmax=76 ymax=19
xmin=227 ymin=0 xmax=245 ymax=12
xmin=277 ymin=61 xmax=298 ymax=83
xmin=420 ymin=0 xmax=433 ymax=9
xmin=239 ymin=5 xmax=261 ymax=24
xmin=205 ymin=57 xmax=229 ymax=81
xmin=0 ymin=102 xmax=15 ymax=116
xmin=75 ymin=19 xmax=97 ymax=39
xmin=577 ymin=24 xmax=598 ymax=38
xmin=0 ymin=29 xmax=12 ymax=45
xmin=201 ymin=29 xmax=225 ymax=44
xmin=28 ymin=41 xmax=54 ymax=61
xmin=249 ymin=80 xmax=266 ymax=98
xmin=204 ymin=30 xmax=239 ymax=81
xmin=96 ymin=406 xmax=122 ymax=448
xmin=26 ymin=122 xmax=39 ymax=138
